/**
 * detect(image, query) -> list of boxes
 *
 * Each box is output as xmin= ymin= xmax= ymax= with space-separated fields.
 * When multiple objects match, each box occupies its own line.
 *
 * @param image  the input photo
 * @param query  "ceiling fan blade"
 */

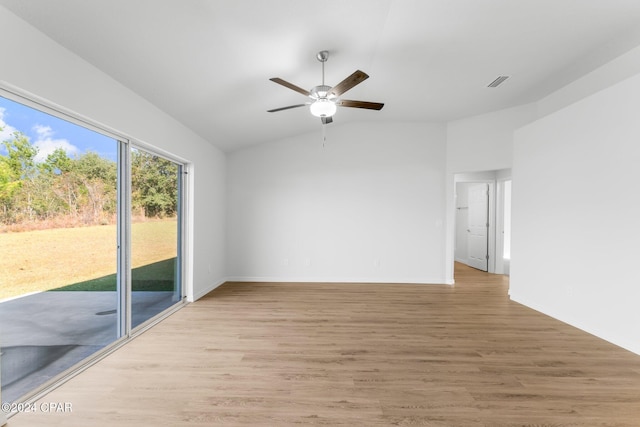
xmin=269 ymin=78 xmax=311 ymax=97
xmin=267 ymin=104 xmax=307 ymax=113
xmin=336 ymin=99 xmax=384 ymax=110
xmin=321 ymin=116 xmax=333 ymax=125
xmin=329 ymin=70 xmax=369 ymax=97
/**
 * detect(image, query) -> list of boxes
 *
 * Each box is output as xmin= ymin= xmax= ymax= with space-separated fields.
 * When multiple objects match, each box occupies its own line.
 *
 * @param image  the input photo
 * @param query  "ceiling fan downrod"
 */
xmin=317 ymin=50 xmax=329 ymax=86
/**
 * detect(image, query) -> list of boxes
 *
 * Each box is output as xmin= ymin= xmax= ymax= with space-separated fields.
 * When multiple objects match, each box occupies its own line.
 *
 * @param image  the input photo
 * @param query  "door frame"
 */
xmin=449 ymin=169 xmax=511 ymax=280
xmin=494 ymin=177 xmax=511 ymax=275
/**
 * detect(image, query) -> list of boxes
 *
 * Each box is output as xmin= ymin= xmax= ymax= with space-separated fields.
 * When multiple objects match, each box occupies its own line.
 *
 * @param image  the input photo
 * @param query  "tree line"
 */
xmin=0 ymin=130 xmax=178 ymax=228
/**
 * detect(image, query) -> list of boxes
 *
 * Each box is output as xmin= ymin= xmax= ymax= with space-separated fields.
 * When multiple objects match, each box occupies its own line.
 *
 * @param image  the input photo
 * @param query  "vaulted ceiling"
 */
xmin=2 ymin=0 xmax=640 ymax=151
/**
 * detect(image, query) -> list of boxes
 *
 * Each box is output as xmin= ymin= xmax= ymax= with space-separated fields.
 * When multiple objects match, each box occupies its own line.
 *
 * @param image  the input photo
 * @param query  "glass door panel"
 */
xmin=130 ymin=148 xmax=182 ymax=329
xmin=0 ymin=95 xmax=120 ymax=404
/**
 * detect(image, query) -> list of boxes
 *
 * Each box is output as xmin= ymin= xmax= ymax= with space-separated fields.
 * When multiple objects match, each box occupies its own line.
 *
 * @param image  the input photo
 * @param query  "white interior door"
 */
xmin=467 ymin=183 xmax=489 ymax=271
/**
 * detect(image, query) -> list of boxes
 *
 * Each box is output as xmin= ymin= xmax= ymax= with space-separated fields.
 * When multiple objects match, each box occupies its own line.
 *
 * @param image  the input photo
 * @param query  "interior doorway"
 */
xmin=453 ymin=169 xmax=511 ymax=277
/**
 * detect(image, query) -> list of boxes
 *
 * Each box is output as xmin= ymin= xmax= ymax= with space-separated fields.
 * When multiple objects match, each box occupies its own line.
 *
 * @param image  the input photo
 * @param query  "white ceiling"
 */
xmin=2 ymin=0 xmax=640 ymax=152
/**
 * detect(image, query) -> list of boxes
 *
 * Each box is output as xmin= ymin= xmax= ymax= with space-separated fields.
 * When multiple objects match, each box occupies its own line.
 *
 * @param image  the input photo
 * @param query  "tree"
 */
xmin=72 ymin=152 xmax=117 ymax=224
xmin=131 ymin=151 xmax=178 ymax=218
xmin=0 ymin=132 xmax=180 ymax=228
xmin=41 ymin=148 xmax=78 ymax=218
xmin=42 ymin=148 xmax=73 ymax=175
xmin=2 ymin=131 xmax=38 ymax=178
xmin=0 ymin=160 xmax=21 ymax=222
xmin=1 ymin=132 xmax=38 ymax=222
xmin=0 ymin=134 xmax=119 ymax=226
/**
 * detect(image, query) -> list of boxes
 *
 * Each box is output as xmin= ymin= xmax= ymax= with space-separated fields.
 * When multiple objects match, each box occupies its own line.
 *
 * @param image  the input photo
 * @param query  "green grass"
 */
xmin=0 ymin=220 xmax=177 ymax=300
xmin=50 ymin=258 xmax=176 ymax=292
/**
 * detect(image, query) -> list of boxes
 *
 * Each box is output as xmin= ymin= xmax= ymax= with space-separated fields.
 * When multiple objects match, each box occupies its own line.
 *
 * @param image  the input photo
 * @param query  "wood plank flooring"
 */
xmin=6 ymin=263 xmax=640 ymax=426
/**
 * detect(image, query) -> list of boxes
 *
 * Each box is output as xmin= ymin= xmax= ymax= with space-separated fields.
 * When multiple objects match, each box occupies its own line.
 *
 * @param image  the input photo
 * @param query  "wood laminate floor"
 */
xmin=6 ymin=263 xmax=640 ymax=426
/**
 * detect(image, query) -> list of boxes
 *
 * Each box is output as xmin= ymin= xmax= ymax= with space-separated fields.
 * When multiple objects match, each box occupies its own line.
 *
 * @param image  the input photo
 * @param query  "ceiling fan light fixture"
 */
xmin=310 ymin=99 xmax=337 ymax=117
xmin=268 ymin=50 xmax=383 ymax=123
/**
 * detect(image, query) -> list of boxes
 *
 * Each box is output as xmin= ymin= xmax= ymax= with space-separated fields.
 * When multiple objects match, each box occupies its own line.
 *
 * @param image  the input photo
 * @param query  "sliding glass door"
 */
xmin=130 ymin=148 xmax=182 ymax=328
xmin=0 ymin=94 xmax=121 ymax=403
xmin=0 ymin=91 xmax=185 ymax=408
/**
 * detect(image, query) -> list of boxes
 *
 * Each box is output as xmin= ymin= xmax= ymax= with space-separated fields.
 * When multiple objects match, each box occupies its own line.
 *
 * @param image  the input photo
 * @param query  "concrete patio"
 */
xmin=1 ymin=290 xmax=176 ymax=403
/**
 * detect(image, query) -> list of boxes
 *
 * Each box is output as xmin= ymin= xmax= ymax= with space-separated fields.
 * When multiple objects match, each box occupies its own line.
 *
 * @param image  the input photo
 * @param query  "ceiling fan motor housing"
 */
xmin=310 ymin=85 xmax=334 ymax=100
xmin=316 ymin=50 xmax=329 ymax=62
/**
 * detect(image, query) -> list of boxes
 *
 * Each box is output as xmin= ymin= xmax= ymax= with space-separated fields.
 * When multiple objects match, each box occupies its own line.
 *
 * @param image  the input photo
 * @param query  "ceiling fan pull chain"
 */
xmin=322 ymin=123 xmax=326 ymax=148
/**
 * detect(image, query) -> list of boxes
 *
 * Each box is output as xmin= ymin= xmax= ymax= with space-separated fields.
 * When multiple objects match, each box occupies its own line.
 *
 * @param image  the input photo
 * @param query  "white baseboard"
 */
xmin=191 ymin=278 xmax=228 ymax=302
xmin=224 ymin=276 xmax=448 ymax=285
xmin=191 ymin=276 xmax=450 ymax=302
xmin=510 ymin=292 xmax=640 ymax=356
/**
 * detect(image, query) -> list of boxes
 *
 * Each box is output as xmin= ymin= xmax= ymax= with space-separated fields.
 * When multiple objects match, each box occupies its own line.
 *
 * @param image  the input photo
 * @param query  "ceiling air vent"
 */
xmin=487 ymin=75 xmax=510 ymax=88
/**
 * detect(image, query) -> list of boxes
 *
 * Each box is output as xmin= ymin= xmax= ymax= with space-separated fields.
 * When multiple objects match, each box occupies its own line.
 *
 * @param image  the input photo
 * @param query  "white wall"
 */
xmin=511 ymin=71 xmax=640 ymax=355
xmin=0 ymin=7 xmax=226 ymax=301
xmin=446 ymin=103 xmax=537 ymax=174
xmin=227 ymin=121 xmax=447 ymax=283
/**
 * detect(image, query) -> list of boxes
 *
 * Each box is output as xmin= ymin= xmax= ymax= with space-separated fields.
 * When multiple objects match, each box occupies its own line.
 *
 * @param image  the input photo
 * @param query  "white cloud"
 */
xmin=1 ymin=117 xmax=79 ymax=161
xmin=0 ymin=107 xmax=19 ymax=144
xmin=32 ymin=124 xmax=79 ymax=162
xmin=33 ymin=124 xmax=54 ymax=139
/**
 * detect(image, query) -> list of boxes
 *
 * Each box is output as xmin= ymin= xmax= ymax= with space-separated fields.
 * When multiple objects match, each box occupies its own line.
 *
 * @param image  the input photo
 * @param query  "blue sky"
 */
xmin=0 ymin=95 xmax=117 ymax=162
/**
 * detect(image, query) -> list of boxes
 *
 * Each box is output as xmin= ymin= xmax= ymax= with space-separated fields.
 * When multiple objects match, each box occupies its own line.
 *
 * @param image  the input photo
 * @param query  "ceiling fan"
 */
xmin=267 ymin=50 xmax=384 ymax=124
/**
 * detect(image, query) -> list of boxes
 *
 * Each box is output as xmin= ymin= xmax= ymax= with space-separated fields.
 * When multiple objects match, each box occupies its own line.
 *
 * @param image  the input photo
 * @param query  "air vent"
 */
xmin=487 ymin=75 xmax=510 ymax=88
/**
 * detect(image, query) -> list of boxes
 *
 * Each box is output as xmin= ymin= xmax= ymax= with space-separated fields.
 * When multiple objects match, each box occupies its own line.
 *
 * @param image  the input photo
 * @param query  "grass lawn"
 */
xmin=52 ymin=258 xmax=176 ymax=292
xmin=0 ymin=220 xmax=177 ymax=300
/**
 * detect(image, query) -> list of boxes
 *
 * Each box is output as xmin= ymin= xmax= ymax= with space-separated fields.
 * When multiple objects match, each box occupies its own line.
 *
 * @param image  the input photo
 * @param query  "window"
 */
xmin=0 ymin=89 xmax=186 ymax=408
